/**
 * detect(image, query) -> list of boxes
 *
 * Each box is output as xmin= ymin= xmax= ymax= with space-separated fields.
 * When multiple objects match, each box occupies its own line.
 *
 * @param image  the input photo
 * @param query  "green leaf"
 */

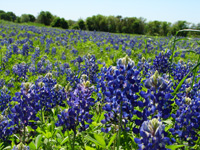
xmin=3 ymin=146 xmax=11 ymax=150
xmin=60 ymin=136 xmax=69 ymax=145
xmin=0 ymin=143 xmax=4 ymax=150
xmin=163 ymin=119 xmax=173 ymax=125
xmin=35 ymin=135 xmax=42 ymax=149
xmin=107 ymin=133 xmax=117 ymax=148
xmin=166 ymin=145 xmax=185 ymax=150
xmin=94 ymin=134 xmax=106 ymax=147
xmin=28 ymin=142 xmax=36 ymax=150
xmin=179 ymin=29 xmax=200 ymax=32
xmin=85 ymin=146 xmax=96 ymax=150
xmin=85 ymin=135 xmax=104 ymax=147
xmin=177 ymin=49 xmax=197 ymax=54
xmin=173 ymin=61 xmax=200 ymax=95
xmin=44 ymin=132 xmax=52 ymax=138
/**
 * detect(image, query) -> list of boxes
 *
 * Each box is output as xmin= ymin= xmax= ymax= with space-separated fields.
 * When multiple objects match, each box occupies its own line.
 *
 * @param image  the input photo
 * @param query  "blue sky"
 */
xmin=1 ymin=0 xmax=199 ymax=24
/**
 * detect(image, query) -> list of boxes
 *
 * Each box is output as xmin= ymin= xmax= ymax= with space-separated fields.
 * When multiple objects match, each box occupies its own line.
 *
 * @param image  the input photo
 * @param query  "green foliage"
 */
xmin=78 ymin=19 xmax=86 ymax=30
xmin=60 ymin=18 xmax=69 ymax=29
xmin=28 ymin=14 xmax=36 ymax=22
xmin=0 ymin=11 xmax=16 ymax=22
xmin=36 ymin=11 xmax=53 ymax=25
xmin=51 ymin=17 xmax=61 ymax=27
xmin=20 ymin=14 xmax=30 ymax=23
xmin=51 ymin=17 xmax=68 ymax=29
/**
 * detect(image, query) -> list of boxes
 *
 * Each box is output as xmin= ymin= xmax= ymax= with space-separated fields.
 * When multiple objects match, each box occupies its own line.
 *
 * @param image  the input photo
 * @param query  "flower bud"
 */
xmin=152 ymin=70 xmax=159 ymax=86
xmin=186 ymin=87 xmax=191 ymax=94
xmin=141 ymin=57 xmax=145 ymax=63
xmin=185 ymin=97 xmax=191 ymax=105
xmin=0 ymin=114 xmax=4 ymax=122
xmin=84 ymin=81 xmax=91 ymax=88
xmin=54 ymin=84 xmax=62 ymax=91
xmin=38 ymin=82 xmax=45 ymax=88
xmin=81 ymin=74 xmax=88 ymax=82
xmin=23 ymin=82 xmax=32 ymax=91
xmin=65 ymin=82 xmax=71 ymax=92
xmin=2 ymin=85 xmax=7 ymax=93
xmin=45 ymin=72 xmax=52 ymax=79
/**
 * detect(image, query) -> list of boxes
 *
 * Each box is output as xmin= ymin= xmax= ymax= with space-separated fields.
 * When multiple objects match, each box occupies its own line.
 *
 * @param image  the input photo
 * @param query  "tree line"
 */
xmin=0 ymin=10 xmax=199 ymax=36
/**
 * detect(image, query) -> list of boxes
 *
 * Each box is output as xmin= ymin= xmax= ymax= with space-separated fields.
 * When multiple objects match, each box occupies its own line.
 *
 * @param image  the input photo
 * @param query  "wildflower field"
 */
xmin=0 ymin=21 xmax=200 ymax=150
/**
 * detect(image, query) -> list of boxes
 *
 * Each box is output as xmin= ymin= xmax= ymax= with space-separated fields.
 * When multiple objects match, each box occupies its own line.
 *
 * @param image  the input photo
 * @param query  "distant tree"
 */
xmin=161 ymin=21 xmax=171 ymax=36
xmin=170 ymin=21 xmax=189 ymax=36
xmin=60 ymin=18 xmax=69 ymax=29
xmin=68 ymin=19 xmax=76 ymax=27
xmin=15 ymin=16 xmax=21 ymax=23
xmin=78 ymin=19 xmax=86 ymax=30
xmin=0 ymin=13 xmax=10 ymax=21
xmin=0 ymin=10 xmax=5 ymax=14
xmin=6 ymin=12 xmax=16 ymax=21
xmin=137 ymin=17 xmax=146 ymax=34
xmin=196 ymin=23 xmax=200 ymax=30
xmin=72 ymin=24 xmax=79 ymax=29
xmin=51 ymin=17 xmax=61 ymax=27
xmin=107 ymin=16 xmax=117 ymax=32
xmin=37 ymin=11 xmax=53 ymax=25
xmin=99 ymin=16 xmax=108 ymax=31
xmin=51 ymin=17 xmax=69 ymax=29
xmin=28 ymin=14 xmax=36 ymax=22
xmin=116 ymin=16 xmax=123 ymax=33
xmin=21 ymin=14 xmax=30 ymax=23
xmin=147 ymin=21 xmax=162 ymax=36
xmin=86 ymin=17 xmax=95 ymax=31
xmin=95 ymin=15 xmax=108 ymax=31
xmin=0 ymin=11 xmax=16 ymax=21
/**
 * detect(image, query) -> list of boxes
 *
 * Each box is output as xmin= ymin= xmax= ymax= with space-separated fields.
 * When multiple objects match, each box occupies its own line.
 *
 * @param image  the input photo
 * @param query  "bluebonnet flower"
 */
xmin=70 ymin=49 xmax=78 ymax=56
xmin=51 ymin=84 xmax=66 ymax=108
xmin=13 ymin=44 xmax=19 ymax=54
xmin=0 ymin=79 xmax=5 ymax=88
xmin=134 ymin=118 xmax=172 ymax=150
xmin=126 ymin=49 xmax=132 ymax=56
xmin=170 ymin=95 xmax=200 ymax=145
xmin=51 ymin=47 xmax=56 ymax=55
xmin=117 ymin=55 xmax=135 ymax=67
xmin=132 ymin=71 xmax=173 ymax=134
xmin=31 ymin=47 xmax=40 ymax=62
xmin=81 ymin=54 xmax=99 ymax=84
xmin=28 ymin=64 xmax=36 ymax=75
xmin=98 ymin=56 xmax=142 ymax=132
xmin=61 ymin=52 xmax=66 ymax=60
xmin=137 ymin=57 xmax=151 ymax=78
xmin=0 ymin=86 xmax=11 ymax=112
xmin=153 ymin=51 xmax=170 ymax=74
xmin=13 ymin=62 xmax=29 ymax=79
xmin=5 ymin=69 xmax=10 ymax=76
xmin=142 ymin=71 xmax=173 ymax=118
xmin=56 ymin=77 xmax=95 ymax=133
xmin=171 ymin=60 xmax=192 ymax=84
xmin=21 ymin=43 xmax=29 ymax=56
xmin=12 ymin=142 xmax=30 ymax=150
xmin=7 ymin=78 xmax=14 ymax=88
xmin=144 ymin=71 xmax=168 ymax=91
xmin=9 ymin=82 xmax=39 ymax=130
xmin=0 ymin=114 xmax=14 ymax=140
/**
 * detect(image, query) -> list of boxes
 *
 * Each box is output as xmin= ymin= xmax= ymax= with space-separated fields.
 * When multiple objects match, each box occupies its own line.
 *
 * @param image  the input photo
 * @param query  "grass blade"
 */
xmin=173 ymin=61 xmax=200 ymax=96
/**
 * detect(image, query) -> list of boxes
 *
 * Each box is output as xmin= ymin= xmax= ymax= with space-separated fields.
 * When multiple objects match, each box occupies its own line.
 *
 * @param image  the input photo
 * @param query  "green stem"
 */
xmin=169 ymin=34 xmax=178 ymax=79
xmin=191 ymin=55 xmax=200 ymax=87
xmin=23 ymin=124 xmax=26 ymax=144
xmin=41 ymin=108 xmax=43 ymax=124
xmin=72 ymin=131 xmax=76 ymax=150
xmin=117 ymin=101 xmax=123 ymax=150
xmin=67 ymin=130 xmax=72 ymax=149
